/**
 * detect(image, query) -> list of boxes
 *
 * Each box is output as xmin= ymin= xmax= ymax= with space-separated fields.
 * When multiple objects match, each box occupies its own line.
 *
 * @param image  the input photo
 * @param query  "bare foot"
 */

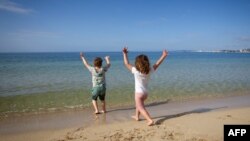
xmin=100 ymin=110 xmax=106 ymax=114
xmin=147 ymin=120 xmax=154 ymax=126
xmin=131 ymin=115 xmax=139 ymax=121
xmin=94 ymin=111 xmax=100 ymax=114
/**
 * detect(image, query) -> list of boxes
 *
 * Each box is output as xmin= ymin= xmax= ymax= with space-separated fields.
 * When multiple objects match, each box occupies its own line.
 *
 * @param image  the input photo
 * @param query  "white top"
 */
xmin=131 ymin=67 xmax=154 ymax=94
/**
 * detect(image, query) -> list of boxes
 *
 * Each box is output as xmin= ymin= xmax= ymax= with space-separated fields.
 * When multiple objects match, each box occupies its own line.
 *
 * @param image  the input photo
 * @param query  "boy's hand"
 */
xmin=80 ymin=52 xmax=83 ymax=57
xmin=123 ymin=47 xmax=128 ymax=54
xmin=105 ymin=56 xmax=111 ymax=67
xmin=162 ymin=50 xmax=168 ymax=57
xmin=105 ymin=56 xmax=110 ymax=60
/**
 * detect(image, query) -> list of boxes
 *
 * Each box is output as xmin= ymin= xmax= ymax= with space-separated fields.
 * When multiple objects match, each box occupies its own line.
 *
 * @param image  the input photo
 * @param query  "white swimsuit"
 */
xmin=131 ymin=67 xmax=154 ymax=94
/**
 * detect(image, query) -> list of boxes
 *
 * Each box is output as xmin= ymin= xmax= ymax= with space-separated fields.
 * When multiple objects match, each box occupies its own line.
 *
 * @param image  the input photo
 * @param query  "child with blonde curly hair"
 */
xmin=122 ymin=47 xmax=168 ymax=126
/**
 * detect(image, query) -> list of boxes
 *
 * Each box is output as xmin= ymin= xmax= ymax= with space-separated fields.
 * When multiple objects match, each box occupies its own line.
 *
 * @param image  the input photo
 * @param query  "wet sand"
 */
xmin=1 ymin=95 xmax=250 ymax=141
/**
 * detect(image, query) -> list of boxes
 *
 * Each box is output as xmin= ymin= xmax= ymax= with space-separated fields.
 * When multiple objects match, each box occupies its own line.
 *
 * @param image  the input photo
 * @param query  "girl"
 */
xmin=122 ymin=47 xmax=168 ymax=126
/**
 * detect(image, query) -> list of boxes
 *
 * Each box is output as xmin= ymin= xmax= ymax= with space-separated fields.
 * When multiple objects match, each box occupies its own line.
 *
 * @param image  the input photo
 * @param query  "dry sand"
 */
xmin=1 ymin=95 xmax=250 ymax=141
xmin=52 ymin=107 xmax=250 ymax=141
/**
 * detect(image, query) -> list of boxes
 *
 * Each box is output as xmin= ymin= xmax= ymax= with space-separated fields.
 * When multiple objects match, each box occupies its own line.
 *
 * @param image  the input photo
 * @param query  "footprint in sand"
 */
xmin=217 ymin=114 xmax=233 ymax=120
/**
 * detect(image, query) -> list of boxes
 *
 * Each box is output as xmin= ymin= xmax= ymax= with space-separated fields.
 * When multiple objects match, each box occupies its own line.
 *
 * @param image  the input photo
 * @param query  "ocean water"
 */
xmin=1 ymin=52 xmax=250 ymax=114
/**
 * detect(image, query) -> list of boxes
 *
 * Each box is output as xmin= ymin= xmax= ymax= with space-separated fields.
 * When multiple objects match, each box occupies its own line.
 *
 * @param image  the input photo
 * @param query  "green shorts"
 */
xmin=91 ymin=85 xmax=106 ymax=101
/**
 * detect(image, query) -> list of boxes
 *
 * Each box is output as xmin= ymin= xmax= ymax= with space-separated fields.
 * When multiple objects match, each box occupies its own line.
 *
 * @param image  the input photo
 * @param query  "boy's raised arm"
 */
xmin=122 ymin=47 xmax=133 ymax=71
xmin=153 ymin=49 xmax=168 ymax=71
xmin=104 ymin=56 xmax=111 ymax=68
xmin=80 ymin=52 xmax=91 ymax=68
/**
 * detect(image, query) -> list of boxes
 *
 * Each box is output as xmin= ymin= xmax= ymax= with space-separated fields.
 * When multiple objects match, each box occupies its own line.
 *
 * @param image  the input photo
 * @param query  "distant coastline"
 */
xmin=191 ymin=48 xmax=250 ymax=53
xmin=218 ymin=48 xmax=250 ymax=53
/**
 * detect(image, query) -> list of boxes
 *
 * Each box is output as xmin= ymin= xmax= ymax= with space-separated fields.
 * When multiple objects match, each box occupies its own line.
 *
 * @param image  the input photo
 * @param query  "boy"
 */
xmin=80 ymin=52 xmax=111 ymax=114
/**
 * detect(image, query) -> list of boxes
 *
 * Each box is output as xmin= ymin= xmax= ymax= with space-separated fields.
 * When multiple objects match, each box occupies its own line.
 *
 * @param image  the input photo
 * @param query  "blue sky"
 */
xmin=0 ymin=0 xmax=250 ymax=52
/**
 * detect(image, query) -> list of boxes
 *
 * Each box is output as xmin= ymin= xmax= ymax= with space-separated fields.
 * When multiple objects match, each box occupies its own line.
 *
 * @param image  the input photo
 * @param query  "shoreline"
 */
xmin=1 ymin=91 xmax=248 ymax=118
xmin=0 ymin=94 xmax=250 ymax=141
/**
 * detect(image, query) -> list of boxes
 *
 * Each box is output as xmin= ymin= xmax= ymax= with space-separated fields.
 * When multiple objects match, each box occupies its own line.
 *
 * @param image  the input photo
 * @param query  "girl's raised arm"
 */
xmin=153 ymin=50 xmax=168 ymax=71
xmin=122 ymin=47 xmax=133 ymax=71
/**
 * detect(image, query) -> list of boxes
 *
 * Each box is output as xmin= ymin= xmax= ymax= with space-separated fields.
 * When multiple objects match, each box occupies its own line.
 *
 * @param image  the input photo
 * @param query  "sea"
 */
xmin=1 ymin=52 xmax=250 ymax=114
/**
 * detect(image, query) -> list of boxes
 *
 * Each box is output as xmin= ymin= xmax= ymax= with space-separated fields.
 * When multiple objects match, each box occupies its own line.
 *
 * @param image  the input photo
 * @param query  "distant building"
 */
xmin=219 ymin=48 xmax=250 ymax=53
xmin=240 ymin=48 xmax=250 ymax=53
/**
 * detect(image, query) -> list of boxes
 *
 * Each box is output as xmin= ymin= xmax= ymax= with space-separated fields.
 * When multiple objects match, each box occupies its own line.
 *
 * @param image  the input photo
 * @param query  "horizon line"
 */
xmin=1 ymin=48 xmax=249 ymax=53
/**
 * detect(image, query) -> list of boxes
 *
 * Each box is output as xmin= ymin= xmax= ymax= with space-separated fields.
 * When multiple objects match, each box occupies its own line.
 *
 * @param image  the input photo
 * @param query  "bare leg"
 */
xmin=100 ymin=100 xmax=106 ymax=113
xmin=131 ymin=96 xmax=140 ymax=121
xmin=132 ymin=107 xmax=140 ymax=121
xmin=92 ymin=100 xmax=99 ymax=114
xmin=135 ymin=94 xmax=154 ymax=126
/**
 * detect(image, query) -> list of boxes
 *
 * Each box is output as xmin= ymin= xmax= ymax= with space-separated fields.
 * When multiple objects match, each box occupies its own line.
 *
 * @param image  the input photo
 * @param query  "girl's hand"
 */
xmin=123 ymin=47 xmax=128 ymax=54
xmin=80 ymin=52 xmax=83 ymax=57
xmin=162 ymin=50 xmax=168 ymax=57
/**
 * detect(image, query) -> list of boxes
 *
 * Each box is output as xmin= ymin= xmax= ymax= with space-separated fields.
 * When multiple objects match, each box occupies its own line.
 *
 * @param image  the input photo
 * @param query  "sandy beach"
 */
xmin=1 ymin=0 xmax=250 ymax=140
xmin=1 ymin=95 xmax=250 ymax=141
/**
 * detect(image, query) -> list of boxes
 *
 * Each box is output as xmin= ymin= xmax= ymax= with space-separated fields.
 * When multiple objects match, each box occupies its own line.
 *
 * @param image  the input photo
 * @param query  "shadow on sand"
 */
xmin=107 ymin=99 xmax=171 ymax=113
xmin=154 ymin=106 xmax=227 ymax=125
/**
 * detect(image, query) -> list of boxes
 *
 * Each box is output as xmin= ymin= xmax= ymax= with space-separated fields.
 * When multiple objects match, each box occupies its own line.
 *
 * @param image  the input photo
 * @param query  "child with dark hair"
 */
xmin=122 ymin=47 xmax=168 ymax=126
xmin=80 ymin=52 xmax=111 ymax=114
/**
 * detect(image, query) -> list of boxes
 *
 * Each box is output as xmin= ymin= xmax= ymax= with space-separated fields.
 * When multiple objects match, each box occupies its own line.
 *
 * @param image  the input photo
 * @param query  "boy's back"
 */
xmin=87 ymin=66 xmax=109 ymax=87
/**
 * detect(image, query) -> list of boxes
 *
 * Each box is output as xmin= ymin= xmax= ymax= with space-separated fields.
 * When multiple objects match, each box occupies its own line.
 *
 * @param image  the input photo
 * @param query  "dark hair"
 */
xmin=94 ymin=57 xmax=103 ymax=68
xmin=135 ymin=54 xmax=150 ymax=74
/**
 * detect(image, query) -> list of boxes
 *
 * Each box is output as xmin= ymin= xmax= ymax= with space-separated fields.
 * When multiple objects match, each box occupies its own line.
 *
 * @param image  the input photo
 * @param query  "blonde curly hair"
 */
xmin=135 ymin=54 xmax=150 ymax=74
